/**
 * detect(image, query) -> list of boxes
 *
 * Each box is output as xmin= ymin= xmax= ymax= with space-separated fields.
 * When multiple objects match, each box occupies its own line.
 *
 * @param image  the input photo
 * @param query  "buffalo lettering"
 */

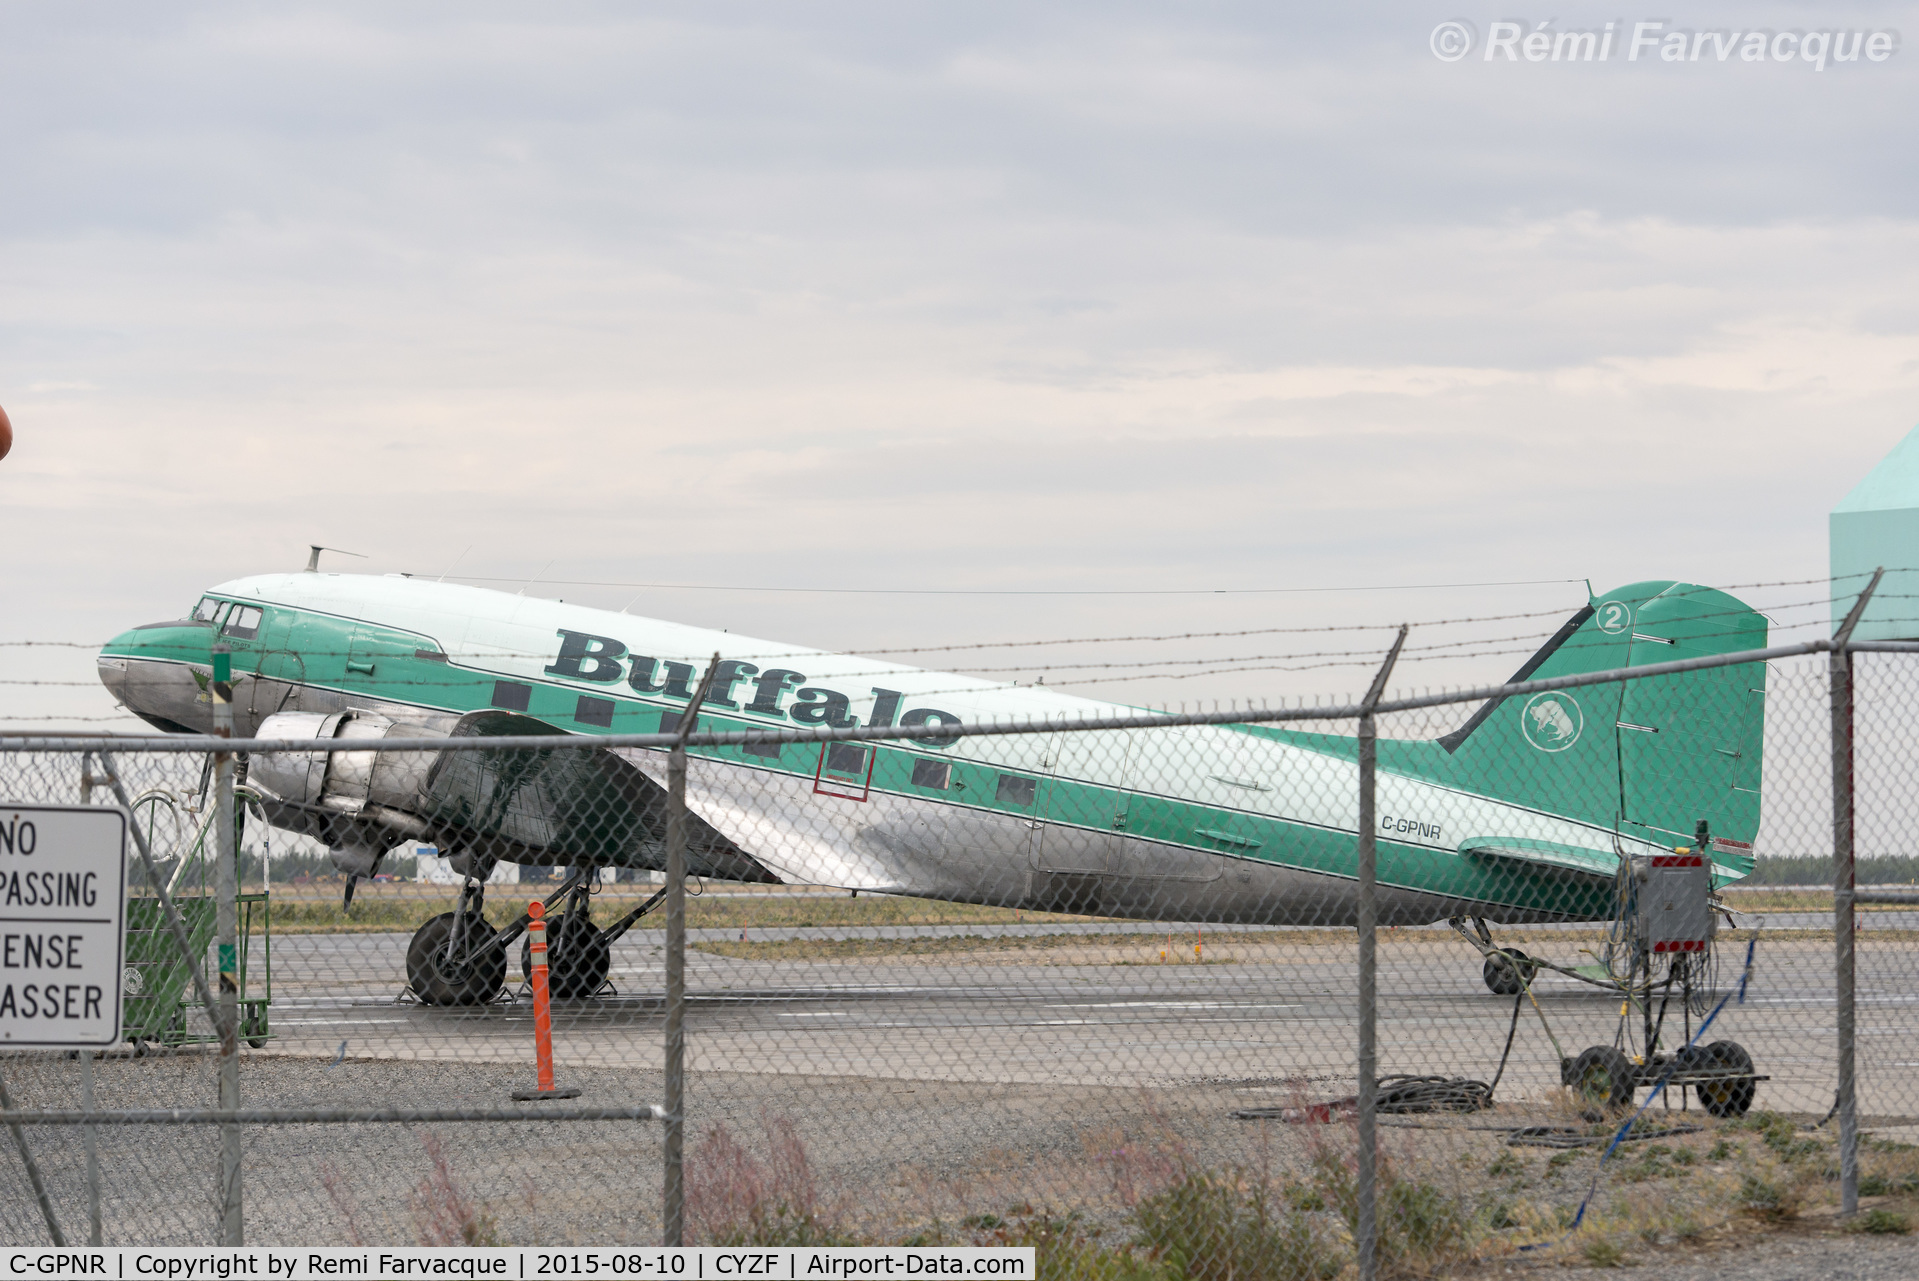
xmin=659 ymin=661 xmax=698 ymax=699
xmin=544 ymin=637 xmax=963 ymax=744
xmin=627 ymin=656 xmax=667 ymax=694
xmin=790 ymin=687 xmax=858 ymax=728
xmin=900 ymin=707 xmax=963 ymax=747
xmin=544 ymin=630 xmax=627 ymax=682
xmin=747 ymin=668 xmax=806 ymax=715
xmin=869 ymin=688 xmax=904 ymax=729
xmin=704 ymin=660 xmax=759 ymax=709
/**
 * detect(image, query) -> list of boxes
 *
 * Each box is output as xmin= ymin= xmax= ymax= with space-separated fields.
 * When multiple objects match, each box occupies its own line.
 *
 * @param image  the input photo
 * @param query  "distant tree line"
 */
xmin=1748 ymin=855 xmax=1919 ymax=885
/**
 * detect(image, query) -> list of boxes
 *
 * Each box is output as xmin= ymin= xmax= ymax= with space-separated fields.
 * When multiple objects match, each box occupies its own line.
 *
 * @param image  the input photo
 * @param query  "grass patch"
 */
xmin=1851 ymin=1208 xmax=1912 ymax=1235
xmin=1132 ymin=1171 xmax=1342 ymax=1281
xmin=1580 ymin=1236 xmax=1628 ymax=1267
xmin=1738 ymin=1173 xmax=1804 ymax=1223
xmin=694 ymin=932 xmax=1312 ymax=962
xmin=248 ymin=885 xmax=1110 ymax=935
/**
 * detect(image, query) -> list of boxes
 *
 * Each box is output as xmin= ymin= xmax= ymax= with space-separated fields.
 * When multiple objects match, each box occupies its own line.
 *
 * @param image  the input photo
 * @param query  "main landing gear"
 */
xmin=404 ymin=864 xmax=668 ymax=1006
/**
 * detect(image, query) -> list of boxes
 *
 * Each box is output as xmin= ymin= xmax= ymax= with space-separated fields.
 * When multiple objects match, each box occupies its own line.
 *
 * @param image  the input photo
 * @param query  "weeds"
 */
xmin=1302 ymin=1130 xmax=1475 ymax=1273
xmin=410 ymin=1132 xmax=500 ymax=1246
xmin=1132 ymin=1171 xmax=1341 ymax=1281
xmin=1737 ymin=1172 xmax=1803 ymax=1223
xmin=974 ymin=1210 xmax=1170 ymax=1281
xmin=1580 ymin=1236 xmax=1628 ymax=1267
xmin=1089 ymin=1113 xmax=1193 ymax=1211
xmin=686 ymin=1112 xmax=859 ymax=1245
xmin=319 ymin=1161 xmax=367 ymax=1247
xmin=1850 ymin=1208 xmax=1912 ymax=1235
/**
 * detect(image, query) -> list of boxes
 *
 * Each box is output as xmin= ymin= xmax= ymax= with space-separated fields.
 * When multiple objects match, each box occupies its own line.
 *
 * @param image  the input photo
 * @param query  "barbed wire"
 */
xmin=440 ymin=574 xmax=1594 ymax=596
xmin=1 ymin=571 xmax=1871 ymax=659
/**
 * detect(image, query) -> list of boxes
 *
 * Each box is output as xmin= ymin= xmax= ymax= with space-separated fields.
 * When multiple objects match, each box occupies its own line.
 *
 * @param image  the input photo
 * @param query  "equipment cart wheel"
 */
xmin=1569 ymin=1045 xmax=1635 ymax=1115
xmin=1482 ymin=947 xmax=1537 ymax=995
xmin=1696 ymin=1040 xmax=1757 ymax=1118
xmin=522 ymin=910 xmax=612 ymax=999
xmin=407 ymin=912 xmax=508 ymax=1006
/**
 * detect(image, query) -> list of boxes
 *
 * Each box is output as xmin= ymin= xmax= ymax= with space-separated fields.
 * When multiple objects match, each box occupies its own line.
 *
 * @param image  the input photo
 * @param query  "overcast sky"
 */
xmin=3 ymin=2 xmax=1916 ymax=728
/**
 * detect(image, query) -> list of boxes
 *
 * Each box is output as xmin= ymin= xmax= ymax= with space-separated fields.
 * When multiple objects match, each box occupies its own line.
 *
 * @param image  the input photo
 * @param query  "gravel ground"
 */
xmin=1494 ymin=1229 xmax=1919 ymax=1278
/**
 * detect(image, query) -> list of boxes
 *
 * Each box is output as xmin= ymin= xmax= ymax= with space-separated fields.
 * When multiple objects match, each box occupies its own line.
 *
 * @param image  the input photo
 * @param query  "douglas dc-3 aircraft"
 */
xmin=96 ymin=571 xmax=1765 ymax=1007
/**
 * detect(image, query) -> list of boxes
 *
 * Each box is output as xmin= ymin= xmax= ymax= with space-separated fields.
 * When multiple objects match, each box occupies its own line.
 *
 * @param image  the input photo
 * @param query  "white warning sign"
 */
xmin=1 ymin=804 xmax=127 ymax=1046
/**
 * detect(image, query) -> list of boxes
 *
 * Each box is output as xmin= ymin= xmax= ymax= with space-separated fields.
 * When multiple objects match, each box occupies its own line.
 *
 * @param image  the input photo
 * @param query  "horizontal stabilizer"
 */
xmin=1459 ymin=837 xmax=1622 ymax=882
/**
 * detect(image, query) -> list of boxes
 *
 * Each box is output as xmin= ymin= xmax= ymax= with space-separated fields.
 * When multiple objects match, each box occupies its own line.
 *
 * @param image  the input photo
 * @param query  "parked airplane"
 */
xmin=97 ymin=571 xmax=1766 ymax=1008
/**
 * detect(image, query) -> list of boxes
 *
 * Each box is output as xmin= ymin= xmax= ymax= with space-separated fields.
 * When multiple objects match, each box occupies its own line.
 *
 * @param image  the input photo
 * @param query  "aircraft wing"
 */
xmin=418 ymin=711 xmax=778 ymax=881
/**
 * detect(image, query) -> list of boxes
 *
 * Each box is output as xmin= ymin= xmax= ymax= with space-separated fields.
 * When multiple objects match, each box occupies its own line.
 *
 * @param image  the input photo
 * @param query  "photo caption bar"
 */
xmin=3 ymin=1250 xmax=1035 ymax=1281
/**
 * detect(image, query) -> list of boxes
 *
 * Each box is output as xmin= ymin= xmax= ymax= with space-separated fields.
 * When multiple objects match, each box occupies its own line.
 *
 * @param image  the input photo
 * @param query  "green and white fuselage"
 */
xmin=98 ymin=572 xmax=1766 ymax=929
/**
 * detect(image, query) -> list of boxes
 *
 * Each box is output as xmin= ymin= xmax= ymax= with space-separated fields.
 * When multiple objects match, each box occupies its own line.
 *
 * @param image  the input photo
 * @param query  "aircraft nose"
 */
xmin=99 ymin=622 xmax=216 ymax=734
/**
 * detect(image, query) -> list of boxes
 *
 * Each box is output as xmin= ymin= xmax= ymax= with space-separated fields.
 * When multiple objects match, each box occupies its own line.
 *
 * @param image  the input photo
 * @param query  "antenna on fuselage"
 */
xmin=306 ymin=545 xmax=369 ymax=573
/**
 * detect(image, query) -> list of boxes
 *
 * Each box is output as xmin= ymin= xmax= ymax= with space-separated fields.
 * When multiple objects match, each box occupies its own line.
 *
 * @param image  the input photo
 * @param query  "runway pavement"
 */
xmin=237 ymin=923 xmax=1919 ymax=1120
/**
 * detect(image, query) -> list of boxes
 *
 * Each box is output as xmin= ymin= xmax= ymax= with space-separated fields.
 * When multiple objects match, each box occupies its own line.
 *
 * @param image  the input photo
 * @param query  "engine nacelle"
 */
xmin=252 ymin=710 xmax=446 ymax=816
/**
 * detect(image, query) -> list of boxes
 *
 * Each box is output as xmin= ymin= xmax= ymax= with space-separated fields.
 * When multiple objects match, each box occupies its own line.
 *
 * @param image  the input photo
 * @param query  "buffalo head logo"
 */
xmin=1520 ymin=693 xmax=1583 ymax=752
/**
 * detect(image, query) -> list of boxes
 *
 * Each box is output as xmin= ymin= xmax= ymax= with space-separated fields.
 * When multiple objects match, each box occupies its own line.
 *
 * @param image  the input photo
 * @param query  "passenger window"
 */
xmin=743 ymin=739 xmax=782 ymax=761
xmin=192 ymin=597 xmax=226 ymax=625
xmin=996 ymin=774 xmax=1036 ymax=806
xmin=825 ymin=743 xmax=870 ymax=776
xmin=221 ymin=606 xmax=262 ymax=640
xmin=911 ymin=759 xmax=951 ymax=790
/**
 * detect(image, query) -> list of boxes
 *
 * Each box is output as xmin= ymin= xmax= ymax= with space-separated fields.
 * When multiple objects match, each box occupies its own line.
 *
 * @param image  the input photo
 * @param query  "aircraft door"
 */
xmin=1030 ymin=732 xmax=1131 ymax=875
xmin=248 ymin=608 xmax=306 ymax=720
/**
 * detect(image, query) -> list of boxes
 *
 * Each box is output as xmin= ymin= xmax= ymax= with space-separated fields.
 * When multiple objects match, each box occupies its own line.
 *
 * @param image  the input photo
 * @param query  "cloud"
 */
xmin=1 ymin=1 xmax=1914 ymax=728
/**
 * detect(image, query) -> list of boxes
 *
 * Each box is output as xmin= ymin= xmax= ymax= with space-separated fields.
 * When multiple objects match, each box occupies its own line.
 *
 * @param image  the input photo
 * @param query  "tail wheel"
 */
xmin=1697 ymin=1040 xmax=1756 ymax=1118
xmin=1570 ymin=1045 xmax=1636 ymax=1115
xmin=1482 ymin=947 xmax=1537 ymax=995
xmin=522 ymin=911 xmax=612 ymax=999
xmin=407 ymin=912 xmax=507 ymax=1006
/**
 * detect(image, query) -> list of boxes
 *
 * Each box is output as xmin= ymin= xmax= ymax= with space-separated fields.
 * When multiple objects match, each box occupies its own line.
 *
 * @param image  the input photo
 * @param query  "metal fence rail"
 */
xmin=1 ymin=628 xmax=1911 ymax=1273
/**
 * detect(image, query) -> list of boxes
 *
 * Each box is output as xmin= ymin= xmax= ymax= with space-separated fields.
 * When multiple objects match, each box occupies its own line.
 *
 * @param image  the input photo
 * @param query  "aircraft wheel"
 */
xmin=1697 ymin=1041 xmax=1756 ymax=1118
xmin=522 ymin=912 xmax=612 ymax=999
xmin=1482 ymin=947 xmax=1537 ymax=995
xmin=1569 ymin=1045 xmax=1635 ymax=1116
xmin=407 ymin=912 xmax=507 ymax=1006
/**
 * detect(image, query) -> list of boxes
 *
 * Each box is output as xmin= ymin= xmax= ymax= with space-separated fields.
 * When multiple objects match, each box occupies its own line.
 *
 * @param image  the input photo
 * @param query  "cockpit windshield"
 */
xmin=221 ymin=605 xmax=263 ymax=640
xmin=191 ymin=597 xmax=226 ymax=625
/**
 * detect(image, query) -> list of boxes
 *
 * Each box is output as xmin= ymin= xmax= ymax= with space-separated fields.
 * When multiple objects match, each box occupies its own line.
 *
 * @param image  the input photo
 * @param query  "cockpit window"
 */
xmin=191 ymin=597 xmax=227 ymax=625
xmin=221 ymin=606 xmax=263 ymax=641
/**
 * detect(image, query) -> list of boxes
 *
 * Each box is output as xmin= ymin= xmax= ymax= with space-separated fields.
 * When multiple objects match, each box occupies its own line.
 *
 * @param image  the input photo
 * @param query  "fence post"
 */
xmin=77 ymin=752 xmax=104 ymax=1245
xmin=663 ymin=745 xmax=687 ymax=1246
xmin=1355 ymin=627 xmax=1407 ymax=1281
xmin=663 ymin=657 xmax=718 ymax=1246
xmin=1831 ymin=570 xmax=1881 ymax=1219
xmin=211 ymin=644 xmax=243 ymax=1245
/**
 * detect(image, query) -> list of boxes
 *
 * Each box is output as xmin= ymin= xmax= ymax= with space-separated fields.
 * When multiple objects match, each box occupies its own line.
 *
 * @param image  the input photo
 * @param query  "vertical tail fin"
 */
xmin=1438 ymin=581 xmax=1767 ymax=871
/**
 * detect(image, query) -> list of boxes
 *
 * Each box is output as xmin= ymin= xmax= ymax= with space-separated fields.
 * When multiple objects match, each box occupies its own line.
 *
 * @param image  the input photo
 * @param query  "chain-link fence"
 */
xmin=3 ymin=618 xmax=1914 ymax=1274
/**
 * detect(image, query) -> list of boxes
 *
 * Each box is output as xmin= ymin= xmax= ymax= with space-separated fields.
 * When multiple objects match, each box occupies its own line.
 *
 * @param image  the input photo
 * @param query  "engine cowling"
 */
xmin=251 ymin=710 xmax=445 ymax=816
